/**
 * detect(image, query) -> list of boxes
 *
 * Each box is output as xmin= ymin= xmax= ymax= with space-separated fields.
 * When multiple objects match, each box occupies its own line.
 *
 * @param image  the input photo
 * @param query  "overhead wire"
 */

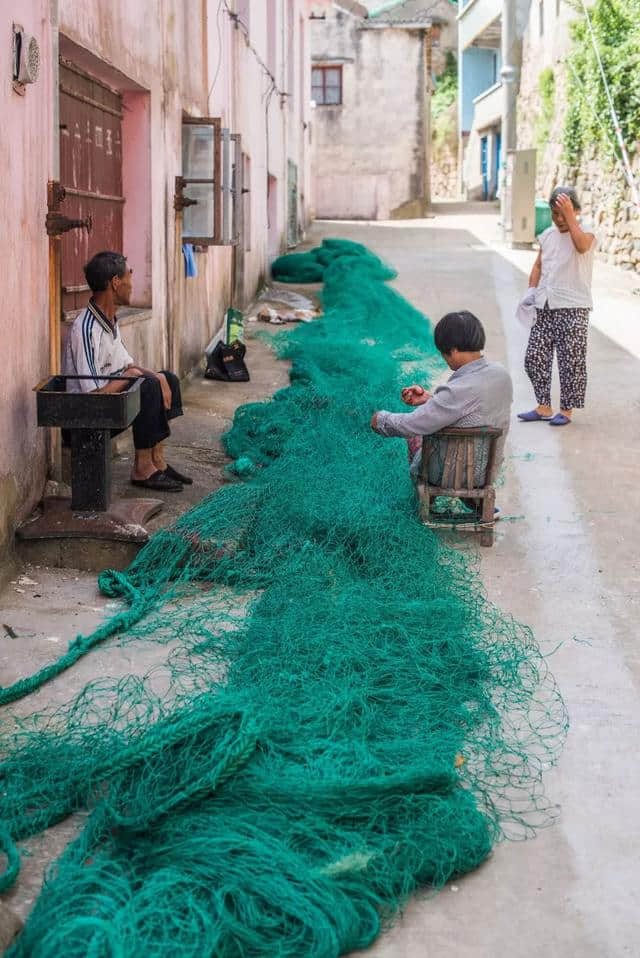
xmin=209 ymin=3 xmax=292 ymax=231
xmin=223 ymin=0 xmax=290 ymax=103
xmin=208 ymin=0 xmax=226 ymax=104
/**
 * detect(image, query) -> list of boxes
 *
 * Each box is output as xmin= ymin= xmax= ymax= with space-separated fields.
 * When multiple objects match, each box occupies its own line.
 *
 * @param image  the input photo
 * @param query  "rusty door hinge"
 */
xmin=46 ymin=181 xmax=93 ymax=236
xmin=46 ymin=211 xmax=93 ymax=236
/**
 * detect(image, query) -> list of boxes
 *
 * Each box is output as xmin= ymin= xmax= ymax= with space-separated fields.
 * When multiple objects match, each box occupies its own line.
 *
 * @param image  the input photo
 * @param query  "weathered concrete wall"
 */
xmin=0 ymin=1 xmax=53 ymax=564
xmin=515 ymin=0 xmax=570 ymax=197
xmin=311 ymin=9 xmax=426 ymax=219
xmin=432 ymin=135 xmax=459 ymax=200
xmin=55 ymin=0 xmax=310 ymax=373
xmin=0 ymin=0 xmax=311 ymax=559
xmin=311 ymin=1 xmax=458 ymax=217
xmin=516 ymin=1 xmax=640 ymax=272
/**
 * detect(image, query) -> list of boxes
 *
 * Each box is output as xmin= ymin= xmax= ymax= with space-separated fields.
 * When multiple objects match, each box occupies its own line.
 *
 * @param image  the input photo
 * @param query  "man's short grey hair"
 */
xmin=84 ymin=251 xmax=128 ymax=292
xmin=549 ymin=186 xmax=581 ymax=211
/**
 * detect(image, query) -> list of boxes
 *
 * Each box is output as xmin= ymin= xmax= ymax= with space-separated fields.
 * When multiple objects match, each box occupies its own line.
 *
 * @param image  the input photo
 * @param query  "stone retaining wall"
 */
xmin=432 ymin=99 xmax=459 ymax=200
xmin=432 ymin=141 xmax=459 ymax=200
xmin=517 ymin=41 xmax=640 ymax=272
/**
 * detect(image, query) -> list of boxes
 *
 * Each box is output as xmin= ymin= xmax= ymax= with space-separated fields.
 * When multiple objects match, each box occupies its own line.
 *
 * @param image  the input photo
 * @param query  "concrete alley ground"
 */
xmin=1 ymin=205 xmax=639 ymax=956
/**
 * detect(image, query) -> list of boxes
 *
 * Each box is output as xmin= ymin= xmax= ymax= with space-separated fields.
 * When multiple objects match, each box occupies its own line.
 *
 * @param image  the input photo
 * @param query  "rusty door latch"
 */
xmin=174 ymin=176 xmax=198 ymax=212
xmin=46 ymin=181 xmax=93 ymax=236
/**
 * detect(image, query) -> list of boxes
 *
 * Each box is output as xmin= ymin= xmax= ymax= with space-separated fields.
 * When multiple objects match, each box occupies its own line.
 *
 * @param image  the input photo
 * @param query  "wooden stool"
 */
xmin=415 ymin=426 xmax=503 ymax=547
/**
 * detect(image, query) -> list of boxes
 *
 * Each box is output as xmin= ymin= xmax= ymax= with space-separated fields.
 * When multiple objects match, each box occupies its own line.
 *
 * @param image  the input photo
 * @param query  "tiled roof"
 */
xmin=366 ymin=0 xmax=451 ymax=22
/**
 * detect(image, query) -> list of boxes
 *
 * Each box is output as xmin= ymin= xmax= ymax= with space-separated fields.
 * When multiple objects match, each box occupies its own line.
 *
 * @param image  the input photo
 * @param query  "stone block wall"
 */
xmin=516 ymin=9 xmax=640 ymax=273
xmin=432 ymin=139 xmax=459 ymax=199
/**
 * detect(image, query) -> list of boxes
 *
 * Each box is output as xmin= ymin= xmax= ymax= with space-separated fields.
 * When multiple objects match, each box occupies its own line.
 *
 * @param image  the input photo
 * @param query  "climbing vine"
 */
xmin=563 ymin=0 xmax=640 ymax=166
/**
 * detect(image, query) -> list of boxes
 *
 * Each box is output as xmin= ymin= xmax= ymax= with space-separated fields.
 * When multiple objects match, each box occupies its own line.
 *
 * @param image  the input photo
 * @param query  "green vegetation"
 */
xmin=536 ymin=67 xmax=555 ymax=158
xmin=564 ymin=0 xmax=640 ymax=166
xmin=432 ymin=51 xmax=458 ymax=151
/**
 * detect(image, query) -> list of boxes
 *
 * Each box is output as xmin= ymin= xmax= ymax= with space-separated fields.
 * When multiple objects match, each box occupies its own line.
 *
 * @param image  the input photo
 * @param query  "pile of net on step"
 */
xmin=0 ymin=239 xmax=567 ymax=958
xmin=271 ymin=237 xmax=391 ymax=284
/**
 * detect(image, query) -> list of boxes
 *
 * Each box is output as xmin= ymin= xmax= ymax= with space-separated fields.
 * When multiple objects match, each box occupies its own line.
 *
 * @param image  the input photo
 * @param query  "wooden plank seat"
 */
xmin=415 ymin=426 xmax=503 ymax=547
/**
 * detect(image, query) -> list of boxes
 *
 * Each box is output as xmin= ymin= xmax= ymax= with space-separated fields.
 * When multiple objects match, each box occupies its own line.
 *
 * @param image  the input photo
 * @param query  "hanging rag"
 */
xmin=182 ymin=243 xmax=197 ymax=278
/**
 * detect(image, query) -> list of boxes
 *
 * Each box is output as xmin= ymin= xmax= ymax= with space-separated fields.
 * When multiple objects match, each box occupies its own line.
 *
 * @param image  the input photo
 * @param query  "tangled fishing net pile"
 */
xmin=0 ymin=239 xmax=567 ymax=956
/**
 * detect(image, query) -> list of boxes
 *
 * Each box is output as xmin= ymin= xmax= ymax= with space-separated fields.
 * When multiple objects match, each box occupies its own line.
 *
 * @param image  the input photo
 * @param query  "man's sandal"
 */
xmin=131 ymin=470 xmax=183 ymax=491
xmin=164 ymin=463 xmax=193 ymax=485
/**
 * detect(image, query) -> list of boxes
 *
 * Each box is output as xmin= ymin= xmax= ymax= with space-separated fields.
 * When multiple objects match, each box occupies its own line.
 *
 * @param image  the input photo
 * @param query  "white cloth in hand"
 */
xmin=516 ymin=287 xmax=538 ymax=329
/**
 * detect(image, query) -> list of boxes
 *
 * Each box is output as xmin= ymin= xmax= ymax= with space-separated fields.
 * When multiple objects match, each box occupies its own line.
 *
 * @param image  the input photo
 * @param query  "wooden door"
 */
xmin=59 ymin=60 xmax=124 ymax=318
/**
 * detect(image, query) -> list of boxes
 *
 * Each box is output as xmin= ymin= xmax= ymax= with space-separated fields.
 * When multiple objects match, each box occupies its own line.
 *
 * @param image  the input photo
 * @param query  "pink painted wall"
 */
xmin=122 ymin=92 xmax=152 ymax=307
xmin=211 ymin=0 xmax=311 ymax=303
xmin=0 ymin=2 xmax=53 ymax=559
xmin=0 ymin=0 xmax=312 ymax=556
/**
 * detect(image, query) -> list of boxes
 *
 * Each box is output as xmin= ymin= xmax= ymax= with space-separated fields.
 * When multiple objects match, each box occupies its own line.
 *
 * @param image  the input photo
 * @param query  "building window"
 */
xmin=311 ymin=65 xmax=342 ymax=106
xmin=179 ymin=117 xmax=222 ymax=244
xmin=539 ymin=0 xmax=544 ymax=36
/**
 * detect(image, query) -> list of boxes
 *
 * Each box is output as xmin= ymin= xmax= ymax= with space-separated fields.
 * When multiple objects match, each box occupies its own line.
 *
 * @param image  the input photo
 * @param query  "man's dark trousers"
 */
xmin=130 ymin=370 xmax=183 ymax=449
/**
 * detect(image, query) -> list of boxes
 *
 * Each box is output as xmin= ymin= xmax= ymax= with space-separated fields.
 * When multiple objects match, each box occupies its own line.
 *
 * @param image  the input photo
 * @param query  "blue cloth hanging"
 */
xmin=182 ymin=243 xmax=197 ymax=278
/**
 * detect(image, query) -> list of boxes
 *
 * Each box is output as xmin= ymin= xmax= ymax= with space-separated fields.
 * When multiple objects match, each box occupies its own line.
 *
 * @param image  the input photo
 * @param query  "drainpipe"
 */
xmin=48 ymin=0 xmax=61 ymax=479
xmin=500 ymin=0 xmax=517 ymax=239
xmin=422 ymin=27 xmax=432 ymax=213
xmin=281 ymin=3 xmax=288 ymax=253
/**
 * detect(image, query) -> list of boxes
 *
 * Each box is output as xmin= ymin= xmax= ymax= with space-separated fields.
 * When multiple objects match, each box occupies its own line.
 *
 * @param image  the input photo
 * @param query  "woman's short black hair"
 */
xmin=549 ymin=186 xmax=581 ymax=211
xmin=434 ymin=311 xmax=486 ymax=354
xmin=84 ymin=251 xmax=128 ymax=292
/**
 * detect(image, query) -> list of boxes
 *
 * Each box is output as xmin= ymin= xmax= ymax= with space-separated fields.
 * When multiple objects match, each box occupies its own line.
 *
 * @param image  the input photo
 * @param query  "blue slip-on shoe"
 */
xmin=517 ymin=409 xmax=552 ymax=422
xmin=549 ymin=413 xmax=571 ymax=426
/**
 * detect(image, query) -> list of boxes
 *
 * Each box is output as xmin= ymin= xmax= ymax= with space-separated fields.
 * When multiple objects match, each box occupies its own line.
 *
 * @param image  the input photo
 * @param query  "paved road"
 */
xmin=1 ymin=206 xmax=638 ymax=956
xmin=303 ymin=208 xmax=639 ymax=958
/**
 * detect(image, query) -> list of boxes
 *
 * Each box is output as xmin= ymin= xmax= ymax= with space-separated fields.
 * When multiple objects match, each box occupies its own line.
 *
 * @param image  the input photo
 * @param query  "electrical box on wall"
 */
xmin=505 ymin=149 xmax=536 ymax=247
xmin=12 ymin=24 xmax=40 ymax=90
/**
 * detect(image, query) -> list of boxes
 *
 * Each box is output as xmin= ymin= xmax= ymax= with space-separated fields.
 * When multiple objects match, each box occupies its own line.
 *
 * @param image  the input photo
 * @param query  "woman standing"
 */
xmin=518 ymin=187 xmax=597 ymax=427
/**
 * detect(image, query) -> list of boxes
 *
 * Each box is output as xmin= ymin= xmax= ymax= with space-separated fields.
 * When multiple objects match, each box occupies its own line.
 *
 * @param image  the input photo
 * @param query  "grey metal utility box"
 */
xmin=506 ymin=149 xmax=536 ymax=246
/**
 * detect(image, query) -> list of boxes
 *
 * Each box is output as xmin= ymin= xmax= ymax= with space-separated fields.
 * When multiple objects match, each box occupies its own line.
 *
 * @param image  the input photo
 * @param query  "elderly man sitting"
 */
xmin=63 ymin=251 xmax=191 ymax=492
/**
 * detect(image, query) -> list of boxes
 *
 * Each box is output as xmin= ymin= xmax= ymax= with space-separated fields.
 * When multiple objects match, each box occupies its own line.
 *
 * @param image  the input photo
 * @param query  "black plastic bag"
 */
xmin=205 ymin=341 xmax=250 ymax=382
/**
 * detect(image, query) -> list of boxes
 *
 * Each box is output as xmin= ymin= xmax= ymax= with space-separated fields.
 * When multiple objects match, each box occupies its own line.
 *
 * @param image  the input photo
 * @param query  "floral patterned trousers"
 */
xmin=524 ymin=304 xmax=590 ymax=410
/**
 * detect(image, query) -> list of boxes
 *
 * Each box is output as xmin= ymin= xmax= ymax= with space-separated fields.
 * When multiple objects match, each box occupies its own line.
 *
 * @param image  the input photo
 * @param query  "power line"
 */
xmin=208 ymin=0 xmax=226 ymax=103
xmin=222 ymin=1 xmax=290 ymax=105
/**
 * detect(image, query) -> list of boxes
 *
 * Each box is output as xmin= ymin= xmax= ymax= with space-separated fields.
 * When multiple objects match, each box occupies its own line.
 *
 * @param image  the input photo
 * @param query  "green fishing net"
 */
xmin=0 ymin=241 xmax=567 ymax=957
xmin=271 ymin=238 xmax=382 ymax=284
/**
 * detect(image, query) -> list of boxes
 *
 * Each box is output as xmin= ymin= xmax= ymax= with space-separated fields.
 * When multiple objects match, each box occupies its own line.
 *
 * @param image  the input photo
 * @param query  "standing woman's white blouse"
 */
xmin=533 ymin=220 xmax=598 ymax=310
